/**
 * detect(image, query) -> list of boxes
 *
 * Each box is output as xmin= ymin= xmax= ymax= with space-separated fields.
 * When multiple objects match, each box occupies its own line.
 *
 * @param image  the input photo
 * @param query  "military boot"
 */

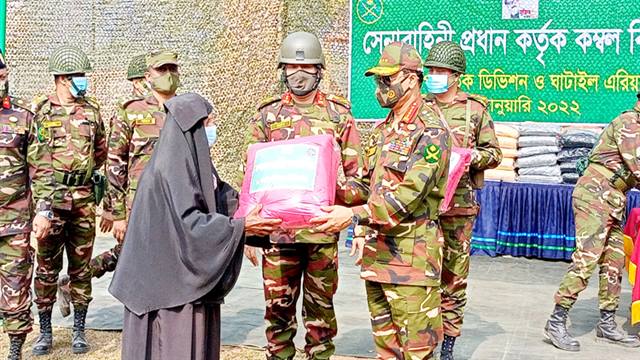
xmin=595 ymin=310 xmax=640 ymax=347
xmin=7 ymin=334 xmax=26 ymax=360
xmin=440 ymin=335 xmax=456 ymax=360
xmin=543 ymin=304 xmax=580 ymax=351
xmin=32 ymin=311 xmax=53 ymax=356
xmin=56 ymin=275 xmax=71 ymax=318
xmin=71 ymin=307 xmax=90 ymax=354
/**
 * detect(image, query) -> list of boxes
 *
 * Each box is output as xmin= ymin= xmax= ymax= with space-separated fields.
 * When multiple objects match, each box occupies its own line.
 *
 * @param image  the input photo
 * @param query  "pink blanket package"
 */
xmin=234 ymin=134 xmax=340 ymax=229
xmin=440 ymin=147 xmax=472 ymax=213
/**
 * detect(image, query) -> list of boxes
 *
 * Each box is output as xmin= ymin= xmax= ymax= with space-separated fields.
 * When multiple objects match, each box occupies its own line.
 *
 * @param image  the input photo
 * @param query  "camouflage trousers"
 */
xmin=440 ymin=215 xmax=476 ymax=338
xmin=262 ymin=242 xmax=338 ymax=360
xmin=0 ymin=232 xmax=34 ymax=335
xmin=89 ymin=242 xmax=121 ymax=278
xmin=555 ymin=186 xmax=625 ymax=311
xmin=34 ymin=204 xmax=96 ymax=312
xmin=365 ymin=281 xmax=442 ymax=360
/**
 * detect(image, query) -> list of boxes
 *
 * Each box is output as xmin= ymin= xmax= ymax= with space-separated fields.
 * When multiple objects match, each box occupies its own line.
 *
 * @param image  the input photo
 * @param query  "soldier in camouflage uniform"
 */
xmin=0 ymin=52 xmax=54 ymax=360
xmin=239 ymin=32 xmax=364 ymax=360
xmin=87 ymin=50 xmax=178 ymax=279
xmin=545 ymin=98 xmax=640 ymax=351
xmin=312 ymin=42 xmax=451 ymax=360
xmin=423 ymin=41 xmax=502 ymax=360
xmin=29 ymin=45 xmax=107 ymax=356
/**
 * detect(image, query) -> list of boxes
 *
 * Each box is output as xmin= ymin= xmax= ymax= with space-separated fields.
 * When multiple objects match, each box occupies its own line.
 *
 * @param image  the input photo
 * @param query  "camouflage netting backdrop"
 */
xmin=6 ymin=0 xmax=372 ymax=182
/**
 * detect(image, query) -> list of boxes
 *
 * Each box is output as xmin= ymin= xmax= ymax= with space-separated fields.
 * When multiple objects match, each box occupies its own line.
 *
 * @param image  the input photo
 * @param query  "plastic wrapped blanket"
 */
xmin=518 ymin=136 xmax=559 ymax=148
xmin=560 ymin=129 xmax=599 ymax=148
xmin=516 ymin=153 xmax=558 ymax=168
xmin=519 ymin=122 xmax=562 ymax=136
xmin=485 ymin=169 xmax=517 ymax=182
xmin=235 ymin=135 xmax=340 ymax=229
xmin=517 ymin=146 xmax=560 ymax=158
xmin=517 ymin=174 xmax=563 ymax=184
xmin=518 ymin=166 xmax=562 ymax=177
xmin=557 ymin=147 xmax=591 ymax=162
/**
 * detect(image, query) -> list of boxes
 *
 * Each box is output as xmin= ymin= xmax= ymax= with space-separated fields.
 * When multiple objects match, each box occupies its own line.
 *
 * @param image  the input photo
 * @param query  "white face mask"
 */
xmin=205 ymin=125 xmax=217 ymax=147
xmin=426 ymin=74 xmax=450 ymax=94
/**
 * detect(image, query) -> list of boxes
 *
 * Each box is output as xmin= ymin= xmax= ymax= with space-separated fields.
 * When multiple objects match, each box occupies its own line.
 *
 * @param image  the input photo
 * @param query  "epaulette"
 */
xmin=118 ymin=95 xmax=143 ymax=110
xmin=83 ymin=96 xmax=101 ymax=110
xmin=325 ymin=94 xmax=351 ymax=109
xmin=467 ymin=93 xmax=489 ymax=108
xmin=257 ymin=95 xmax=282 ymax=110
xmin=31 ymin=94 xmax=49 ymax=113
xmin=10 ymin=96 xmax=34 ymax=113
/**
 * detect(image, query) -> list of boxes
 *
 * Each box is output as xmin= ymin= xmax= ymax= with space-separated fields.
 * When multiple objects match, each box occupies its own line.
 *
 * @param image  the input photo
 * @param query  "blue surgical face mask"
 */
xmin=205 ymin=125 xmax=217 ymax=147
xmin=69 ymin=76 xmax=89 ymax=98
xmin=426 ymin=74 xmax=449 ymax=94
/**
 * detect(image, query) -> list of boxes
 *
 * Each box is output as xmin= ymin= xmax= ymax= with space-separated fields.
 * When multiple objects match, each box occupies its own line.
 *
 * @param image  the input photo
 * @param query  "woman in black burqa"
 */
xmin=109 ymin=93 xmax=280 ymax=360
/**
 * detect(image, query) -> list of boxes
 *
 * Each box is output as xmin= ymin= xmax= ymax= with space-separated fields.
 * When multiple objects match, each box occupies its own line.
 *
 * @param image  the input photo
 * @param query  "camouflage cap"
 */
xmin=145 ymin=50 xmax=178 ymax=69
xmin=127 ymin=54 xmax=147 ymax=80
xmin=365 ymin=42 xmax=422 ymax=77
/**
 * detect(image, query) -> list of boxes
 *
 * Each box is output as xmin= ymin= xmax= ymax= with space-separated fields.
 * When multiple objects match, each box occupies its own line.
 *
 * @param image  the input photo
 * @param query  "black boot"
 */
xmin=596 ymin=310 xmax=640 ymax=347
xmin=32 ymin=311 xmax=53 ymax=356
xmin=543 ymin=304 xmax=580 ymax=352
xmin=7 ymin=334 xmax=26 ymax=360
xmin=440 ymin=335 xmax=456 ymax=360
xmin=72 ymin=307 xmax=90 ymax=354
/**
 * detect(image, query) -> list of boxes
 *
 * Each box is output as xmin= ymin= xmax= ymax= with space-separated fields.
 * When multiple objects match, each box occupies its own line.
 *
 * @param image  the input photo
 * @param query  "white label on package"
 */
xmin=250 ymin=143 xmax=320 ymax=193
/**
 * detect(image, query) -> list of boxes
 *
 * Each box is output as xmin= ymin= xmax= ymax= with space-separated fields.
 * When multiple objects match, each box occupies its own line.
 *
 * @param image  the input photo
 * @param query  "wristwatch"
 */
xmin=351 ymin=214 xmax=361 ymax=226
xmin=38 ymin=210 xmax=54 ymax=220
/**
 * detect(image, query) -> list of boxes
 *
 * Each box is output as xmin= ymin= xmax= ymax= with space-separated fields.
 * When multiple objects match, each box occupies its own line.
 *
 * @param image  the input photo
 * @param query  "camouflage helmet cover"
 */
xmin=48 ymin=45 xmax=92 ymax=75
xmin=424 ymin=41 xmax=467 ymax=74
xmin=127 ymin=54 xmax=147 ymax=80
xmin=278 ymin=31 xmax=325 ymax=68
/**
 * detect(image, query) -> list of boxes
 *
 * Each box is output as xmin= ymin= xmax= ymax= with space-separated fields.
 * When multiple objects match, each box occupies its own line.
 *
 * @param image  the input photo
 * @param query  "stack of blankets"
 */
xmin=515 ymin=123 xmax=562 ymax=184
xmin=486 ymin=123 xmax=519 ymax=182
xmin=558 ymin=127 xmax=601 ymax=184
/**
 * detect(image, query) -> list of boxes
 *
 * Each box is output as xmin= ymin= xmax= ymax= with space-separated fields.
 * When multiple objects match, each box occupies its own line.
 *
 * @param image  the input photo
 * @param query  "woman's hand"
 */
xmin=245 ymin=205 xmax=282 ymax=237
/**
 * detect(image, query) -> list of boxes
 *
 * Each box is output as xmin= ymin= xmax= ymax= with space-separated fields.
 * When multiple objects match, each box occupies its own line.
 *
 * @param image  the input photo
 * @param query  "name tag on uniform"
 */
xmin=389 ymin=138 xmax=414 ymax=156
xmin=43 ymin=120 xmax=62 ymax=128
xmin=269 ymin=119 xmax=292 ymax=130
xmin=135 ymin=114 xmax=156 ymax=125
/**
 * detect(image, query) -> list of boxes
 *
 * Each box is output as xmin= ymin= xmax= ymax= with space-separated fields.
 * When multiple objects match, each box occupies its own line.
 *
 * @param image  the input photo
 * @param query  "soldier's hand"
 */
xmin=245 ymin=205 xmax=282 ymax=237
xmin=112 ymin=220 xmax=128 ymax=243
xmin=310 ymin=205 xmax=353 ymax=233
xmin=32 ymin=215 xmax=51 ymax=240
xmin=243 ymin=245 xmax=261 ymax=267
xmin=349 ymin=236 xmax=365 ymax=265
xmin=100 ymin=216 xmax=114 ymax=233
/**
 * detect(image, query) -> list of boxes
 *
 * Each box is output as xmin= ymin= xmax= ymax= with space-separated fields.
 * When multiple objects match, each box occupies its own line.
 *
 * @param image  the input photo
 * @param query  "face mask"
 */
xmin=375 ymin=74 xmax=409 ymax=108
xmin=150 ymin=72 xmax=180 ymax=95
xmin=69 ymin=76 xmax=89 ymax=98
xmin=426 ymin=74 xmax=450 ymax=94
xmin=205 ymin=125 xmax=217 ymax=147
xmin=285 ymin=69 xmax=320 ymax=96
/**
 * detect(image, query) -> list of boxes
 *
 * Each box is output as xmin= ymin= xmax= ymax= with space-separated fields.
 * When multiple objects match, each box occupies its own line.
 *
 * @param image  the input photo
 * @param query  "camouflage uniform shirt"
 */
xmin=107 ymin=95 xmax=165 ymax=220
xmin=351 ymin=100 xmax=451 ymax=287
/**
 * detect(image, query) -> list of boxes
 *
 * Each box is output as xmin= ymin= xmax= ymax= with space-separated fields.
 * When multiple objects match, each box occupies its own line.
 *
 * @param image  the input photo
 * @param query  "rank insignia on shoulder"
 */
xmin=424 ymin=144 xmax=441 ymax=163
xmin=269 ymin=119 xmax=292 ymax=130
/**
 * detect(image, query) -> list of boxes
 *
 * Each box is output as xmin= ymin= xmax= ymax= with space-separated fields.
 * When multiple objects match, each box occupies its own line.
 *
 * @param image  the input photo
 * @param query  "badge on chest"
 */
xmin=269 ymin=119 xmax=292 ymax=130
xmin=388 ymin=137 xmax=414 ymax=156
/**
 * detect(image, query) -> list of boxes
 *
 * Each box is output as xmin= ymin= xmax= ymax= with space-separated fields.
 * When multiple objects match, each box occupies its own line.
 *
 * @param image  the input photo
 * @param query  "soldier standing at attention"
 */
xmin=240 ymin=32 xmax=364 ymax=360
xmin=423 ymin=41 xmax=502 ymax=360
xmin=30 ymin=45 xmax=107 ymax=356
xmin=544 ymin=96 xmax=640 ymax=351
xmin=311 ymin=42 xmax=451 ymax=360
xmin=0 ymin=52 xmax=53 ymax=360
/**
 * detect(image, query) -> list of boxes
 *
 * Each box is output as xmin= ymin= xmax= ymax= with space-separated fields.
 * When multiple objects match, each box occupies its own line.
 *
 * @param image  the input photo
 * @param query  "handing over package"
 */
xmin=234 ymin=134 xmax=341 ymax=229
xmin=440 ymin=147 xmax=472 ymax=213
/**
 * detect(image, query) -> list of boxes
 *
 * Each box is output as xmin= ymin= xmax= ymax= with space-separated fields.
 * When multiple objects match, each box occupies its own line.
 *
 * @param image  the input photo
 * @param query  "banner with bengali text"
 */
xmin=349 ymin=0 xmax=640 ymax=123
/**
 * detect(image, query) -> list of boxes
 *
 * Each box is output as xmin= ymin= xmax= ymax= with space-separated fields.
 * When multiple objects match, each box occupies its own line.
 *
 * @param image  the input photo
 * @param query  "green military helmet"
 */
xmin=278 ymin=31 xmax=325 ymax=69
xmin=48 ymin=45 xmax=92 ymax=75
xmin=424 ymin=41 xmax=466 ymax=74
xmin=127 ymin=54 xmax=147 ymax=80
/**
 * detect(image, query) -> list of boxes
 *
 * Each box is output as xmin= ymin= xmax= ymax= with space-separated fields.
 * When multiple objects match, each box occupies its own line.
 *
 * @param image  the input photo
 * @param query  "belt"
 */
xmin=54 ymin=170 xmax=91 ymax=187
xmin=589 ymin=163 xmax=635 ymax=193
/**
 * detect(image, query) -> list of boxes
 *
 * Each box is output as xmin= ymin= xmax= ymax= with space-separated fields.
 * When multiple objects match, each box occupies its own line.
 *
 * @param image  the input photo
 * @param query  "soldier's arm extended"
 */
xmin=235 ymin=111 xmax=269 ymax=190
xmin=471 ymin=109 xmax=502 ymax=170
xmin=335 ymin=111 xmax=369 ymax=206
xmin=352 ymin=128 xmax=449 ymax=228
xmin=107 ymin=108 xmax=133 ymax=221
xmin=27 ymin=114 xmax=55 ymax=213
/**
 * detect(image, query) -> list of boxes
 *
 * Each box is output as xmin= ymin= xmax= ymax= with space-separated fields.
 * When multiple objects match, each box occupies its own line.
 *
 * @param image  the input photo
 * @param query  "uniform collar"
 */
xmin=145 ymin=94 xmax=161 ymax=106
xmin=48 ymin=94 xmax=82 ymax=114
xmin=281 ymin=90 xmax=326 ymax=107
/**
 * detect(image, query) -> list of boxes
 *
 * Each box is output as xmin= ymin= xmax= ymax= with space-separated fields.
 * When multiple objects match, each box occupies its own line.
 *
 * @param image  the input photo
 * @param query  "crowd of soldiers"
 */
xmin=0 ymin=30 xmax=639 ymax=360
